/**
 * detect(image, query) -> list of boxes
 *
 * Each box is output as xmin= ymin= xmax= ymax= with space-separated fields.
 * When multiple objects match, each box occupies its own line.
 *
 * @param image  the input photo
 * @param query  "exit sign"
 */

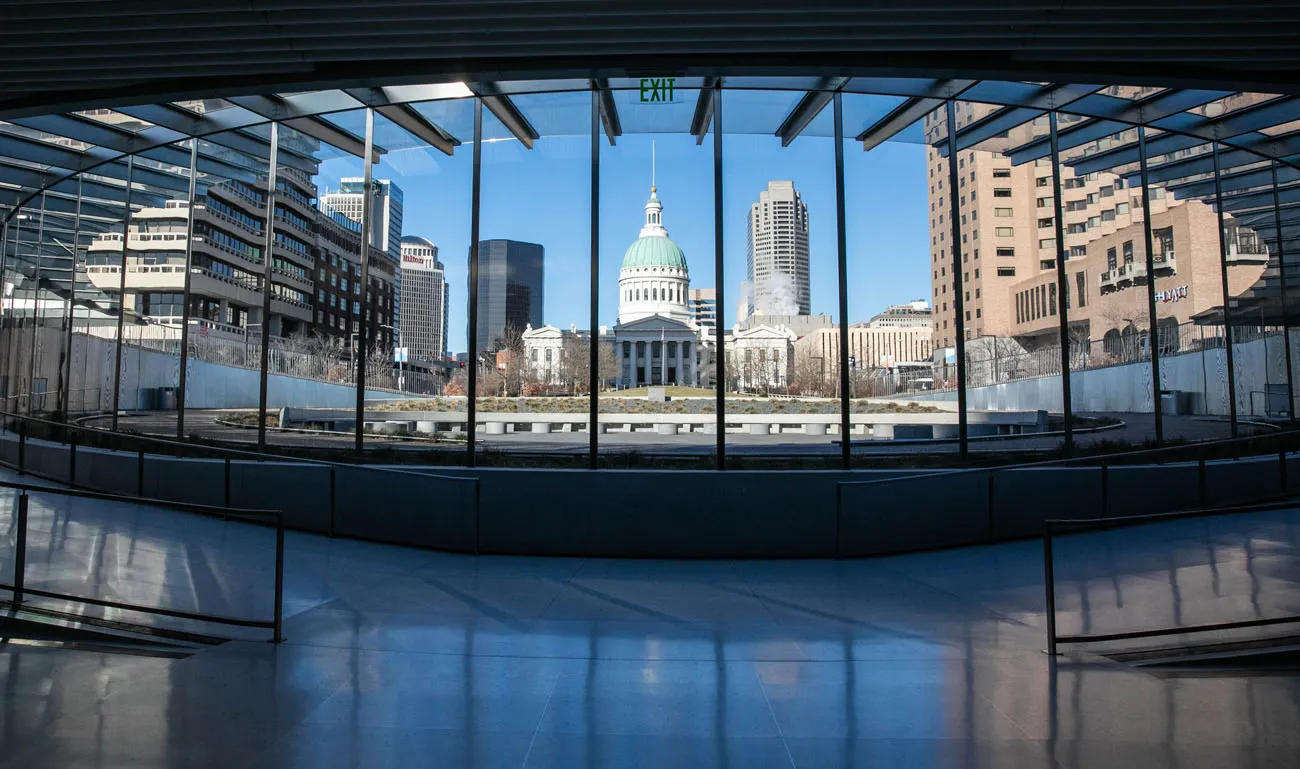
xmin=639 ymin=78 xmax=678 ymax=103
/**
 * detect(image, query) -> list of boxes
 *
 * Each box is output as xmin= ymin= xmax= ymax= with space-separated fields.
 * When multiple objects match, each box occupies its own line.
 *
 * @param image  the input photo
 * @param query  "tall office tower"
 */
xmin=321 ymin=177 xmax=404 ymax=329
xmin=399 ymin=236 xmax=449 ymax=361
xmin=474 ymin=239 xmax=544 ymax=352
xmin=746 ymin=181 xmax=811 ymax=318
xmin=320 ymin=178 xmax=404 ymax=258
xmin=688 ymin=288 xmax=717 ymax=332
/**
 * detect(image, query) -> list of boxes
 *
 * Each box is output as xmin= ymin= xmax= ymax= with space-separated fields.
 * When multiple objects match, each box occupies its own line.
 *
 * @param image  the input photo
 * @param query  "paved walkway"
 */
xmin=2 ymin=467 xmax=1299 ymax=767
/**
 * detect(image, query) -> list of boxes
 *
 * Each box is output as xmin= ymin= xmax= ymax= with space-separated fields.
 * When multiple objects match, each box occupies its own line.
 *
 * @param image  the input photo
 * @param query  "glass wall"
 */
xmin=597 ymin=81 xmax=717 ymax=467
xmin=721 ymin=85 xmax=841 ymax=468
xmin=480 ymin=89 xmax=591 ymax=465
xmin=3 ymin=79 xmax=1297 ymax=469
xmin=841 ymin=94 xmax=941 ymax=462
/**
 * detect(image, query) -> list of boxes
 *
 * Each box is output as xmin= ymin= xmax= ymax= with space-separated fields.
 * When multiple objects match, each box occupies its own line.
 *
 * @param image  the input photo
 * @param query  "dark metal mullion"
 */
xmin=1273 ymin=160 xmax=1297 ymax=421
xmin=110 ymin=156 xmax=134 ymax=431
xmin=256 ymin=122 xmax=279 ymax=452
xmin=354 ymin=108 xmax=376 ymax=454
xmin=58 ymin=176 xmax=82 ymax=416
xmin=176 ymin=138 xmax=199 ymax=438
xmin=944 ymin=100 xmax=969 ymax=459
xmin=1049 ymin=112 xmax=1073 ymax=452
xmin=833 ymin=91 xmax=850 ymax=469
xmin=713 ymin=82 xmax=725 ymax=469
xmin=26 ymin=192 xmax=47 ymax=415
xmin=466 ymin=97 xmax=482 ymax=468
xmin=1214 ymin=144 xmax=1239 ymax=437
xmin=1138 ymin=126 xmax=1164 ymax=445
xmin=588 ymin=85 xmax=599 ymax=467
xmin=2 ymin=217 xmax=19 ymax=404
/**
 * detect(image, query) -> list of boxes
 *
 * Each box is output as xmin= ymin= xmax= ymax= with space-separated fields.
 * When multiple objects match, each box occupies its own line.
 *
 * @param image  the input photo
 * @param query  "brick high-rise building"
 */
xmin=925 ymin=92 xmax=1270 ymax=357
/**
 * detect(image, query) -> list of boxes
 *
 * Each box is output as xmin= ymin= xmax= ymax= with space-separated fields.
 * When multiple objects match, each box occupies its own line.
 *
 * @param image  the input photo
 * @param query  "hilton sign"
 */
xmin=401 ymin=253 xmax=435 ymax=271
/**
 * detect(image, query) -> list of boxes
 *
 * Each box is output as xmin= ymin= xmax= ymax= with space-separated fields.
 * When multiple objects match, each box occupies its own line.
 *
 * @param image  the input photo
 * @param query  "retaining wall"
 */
xmin=2 ymin=430 xmax=1293 ymax=559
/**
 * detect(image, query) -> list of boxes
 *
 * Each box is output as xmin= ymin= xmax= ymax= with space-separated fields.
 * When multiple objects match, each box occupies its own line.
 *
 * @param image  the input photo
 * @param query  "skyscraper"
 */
xmin=399 ymin=236 xmax=449 ymax=361
xmin=321 ymin=178 xmax=404 ymax=258
xmin=475 ymin=239 xmax=544 ymax=352
xmin=745 ymin=181 xmax=810 ymax=319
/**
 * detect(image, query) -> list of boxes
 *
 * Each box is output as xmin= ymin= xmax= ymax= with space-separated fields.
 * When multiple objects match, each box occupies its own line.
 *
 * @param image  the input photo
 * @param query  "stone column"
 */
xmin=675 ymin=341 xmax=683 ymax=387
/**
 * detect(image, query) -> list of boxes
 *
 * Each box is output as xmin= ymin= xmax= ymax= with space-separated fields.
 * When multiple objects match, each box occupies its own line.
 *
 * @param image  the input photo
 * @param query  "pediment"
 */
xmin=614 ymin=315 xmax=695 ymax=333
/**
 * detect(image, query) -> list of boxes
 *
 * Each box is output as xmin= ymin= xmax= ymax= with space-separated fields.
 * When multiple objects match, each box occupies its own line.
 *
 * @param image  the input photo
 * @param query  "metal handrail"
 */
xmin=1 ymin=409 xmax=473 ymax=483
xmin=1042 ymin=496 xmax=1300 ymax=655
xmin=0 ymin=477 xmax=285 ymax=642
xmin=1 ymin=409 xmax=481 ymax=553
xmin=838 ymin=425 xmax=1300 ymax=490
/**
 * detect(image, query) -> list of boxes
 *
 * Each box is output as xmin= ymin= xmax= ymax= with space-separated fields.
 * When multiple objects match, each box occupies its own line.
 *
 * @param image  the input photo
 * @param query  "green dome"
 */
xmin=621 ymin=235 xmax=688 ymax=270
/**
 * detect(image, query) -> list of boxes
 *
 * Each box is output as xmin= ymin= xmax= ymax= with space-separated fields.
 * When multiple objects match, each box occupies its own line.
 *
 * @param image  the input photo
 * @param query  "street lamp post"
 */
xmin=349 ymin=331 xmax=360 ymax=384
xmin=379 ymin=323 xmax=401 ymax=392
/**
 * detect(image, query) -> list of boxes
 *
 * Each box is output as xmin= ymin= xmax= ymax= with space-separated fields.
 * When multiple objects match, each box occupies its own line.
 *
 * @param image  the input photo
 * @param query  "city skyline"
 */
xmin=317 ymin=132 xmax=932 ymax=356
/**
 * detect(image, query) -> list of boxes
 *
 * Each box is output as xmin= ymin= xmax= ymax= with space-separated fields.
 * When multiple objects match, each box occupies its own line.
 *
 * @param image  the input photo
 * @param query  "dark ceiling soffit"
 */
xmin=475 ymin=83 xmax=540 ymax=149
xmin=11 ymin=46 xmax=1300 ymax=123
xmin=690 ymin=77 xmax=718 ymax=145
xmin=775 ymin=76 xmax=849 ymax=147
xmin=594 ymin=79 xmax=622 ymax=147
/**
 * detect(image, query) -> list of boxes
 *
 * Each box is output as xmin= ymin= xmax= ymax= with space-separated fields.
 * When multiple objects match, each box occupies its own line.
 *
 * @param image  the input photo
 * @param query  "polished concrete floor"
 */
xmin=2 ymin=466 xmax=1300 ymax=767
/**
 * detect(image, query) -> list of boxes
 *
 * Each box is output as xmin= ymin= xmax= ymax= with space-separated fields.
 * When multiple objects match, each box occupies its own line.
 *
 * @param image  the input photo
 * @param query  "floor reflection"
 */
xmin=2 ymin=467 xmax=1300 ymax=767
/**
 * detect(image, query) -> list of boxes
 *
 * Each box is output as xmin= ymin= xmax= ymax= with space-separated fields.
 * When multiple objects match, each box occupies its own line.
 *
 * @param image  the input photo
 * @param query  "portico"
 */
xmin=614 ymin=316 xmax=697 ymax=388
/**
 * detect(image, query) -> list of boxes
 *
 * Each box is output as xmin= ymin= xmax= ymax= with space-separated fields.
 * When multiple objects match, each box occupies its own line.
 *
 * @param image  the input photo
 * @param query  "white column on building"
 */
xmin=675 ymin=341 xmax=683 ymax=387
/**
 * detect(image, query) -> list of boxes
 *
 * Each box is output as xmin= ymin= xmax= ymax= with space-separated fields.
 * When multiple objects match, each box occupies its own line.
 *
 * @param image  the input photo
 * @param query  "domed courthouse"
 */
xmin=524 ymin=185 xmax=713 ymax=389
xmin=613 ymin=187 xmax=705 ymax=387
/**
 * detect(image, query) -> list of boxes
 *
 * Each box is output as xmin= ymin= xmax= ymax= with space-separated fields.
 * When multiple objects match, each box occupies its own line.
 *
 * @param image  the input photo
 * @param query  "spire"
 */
xmin=641 ymin=156 xmax=666 ymax=238
xmin=651 ymin=139 xmax=656 ymax=189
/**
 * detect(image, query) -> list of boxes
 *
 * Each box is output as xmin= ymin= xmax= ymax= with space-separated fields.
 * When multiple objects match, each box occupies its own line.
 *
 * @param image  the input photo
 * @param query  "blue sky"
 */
xmin=320 ymin=128 xmax=930 ymax=356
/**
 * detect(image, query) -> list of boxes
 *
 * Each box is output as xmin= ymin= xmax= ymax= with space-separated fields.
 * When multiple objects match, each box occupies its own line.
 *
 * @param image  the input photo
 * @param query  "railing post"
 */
xmin=1043 ymin=521 xmax=1058 ymax=656
xmin=68 ymin=432 xmax=77 ymax=488
xmin=13 ymin=492 xmax=28 ymax=604
xmin=17 ymin=420 xmax=26 ymax=474
xmin=271 ymin=513 xmax=285 ymax=644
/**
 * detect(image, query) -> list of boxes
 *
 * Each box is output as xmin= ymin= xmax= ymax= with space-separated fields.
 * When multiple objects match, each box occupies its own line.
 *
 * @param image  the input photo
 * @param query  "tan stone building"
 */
xmin=926 ymin=93 xmax=1271 ymax=355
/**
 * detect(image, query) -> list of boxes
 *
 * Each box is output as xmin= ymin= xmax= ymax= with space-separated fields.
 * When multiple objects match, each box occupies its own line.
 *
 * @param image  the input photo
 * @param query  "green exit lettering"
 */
xmin=639 ymin=78 xmax=676 ymax=103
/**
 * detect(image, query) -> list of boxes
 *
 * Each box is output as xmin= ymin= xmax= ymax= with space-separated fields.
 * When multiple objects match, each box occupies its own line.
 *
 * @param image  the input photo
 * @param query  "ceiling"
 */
xmin=2 ymin=1 xmax=1300 ymax=119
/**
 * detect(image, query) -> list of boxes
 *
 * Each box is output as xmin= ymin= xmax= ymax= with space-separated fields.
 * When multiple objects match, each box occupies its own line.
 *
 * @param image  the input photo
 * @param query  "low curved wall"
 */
xmin=1 ymin=431 xmax=1293 ymax=558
